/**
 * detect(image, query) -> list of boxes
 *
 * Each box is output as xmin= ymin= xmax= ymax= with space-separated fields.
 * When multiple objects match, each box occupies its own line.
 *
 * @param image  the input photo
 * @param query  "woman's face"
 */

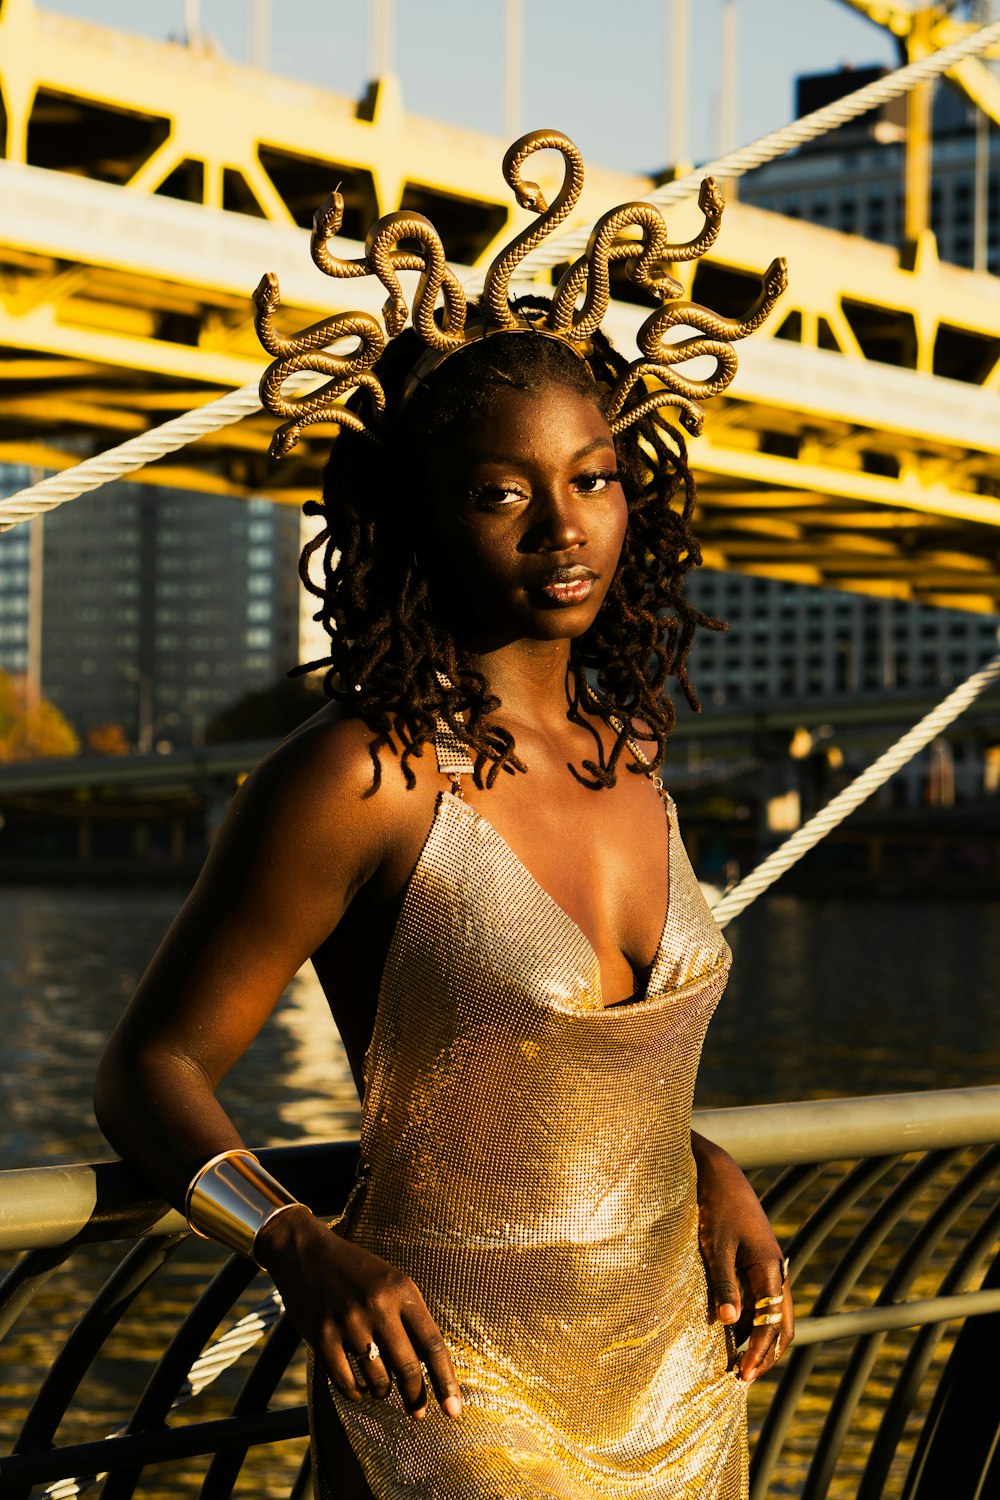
xmin=420 ymin=381 xmax=628 ymax=646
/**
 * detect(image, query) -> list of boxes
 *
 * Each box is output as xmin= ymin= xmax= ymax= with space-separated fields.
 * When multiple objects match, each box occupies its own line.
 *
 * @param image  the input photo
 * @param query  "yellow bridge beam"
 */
xmin=1 ymin=0 xmax=1000 ymax=613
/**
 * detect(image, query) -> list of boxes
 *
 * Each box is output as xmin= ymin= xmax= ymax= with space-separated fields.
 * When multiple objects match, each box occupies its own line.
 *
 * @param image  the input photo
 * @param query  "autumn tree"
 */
xmin=0 ymin=671 xmax=79 ymax=763
xmin=86 ymin=722 xmax=130 ymax=756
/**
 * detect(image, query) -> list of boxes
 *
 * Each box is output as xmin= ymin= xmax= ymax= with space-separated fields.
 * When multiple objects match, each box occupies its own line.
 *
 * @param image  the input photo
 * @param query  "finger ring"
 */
xmin=753 ymin=1311 xmax=783 ymax=1327
xmin=774 ymin=1332 xmax=783 ymax=1362
xmin=365 ymin=1341 xmax=380 ymax=1362
xmin=755 ymin=1294 xmax=783 ymax=1309
xmin=781 ymin=1256 xmax=790 ymax=1285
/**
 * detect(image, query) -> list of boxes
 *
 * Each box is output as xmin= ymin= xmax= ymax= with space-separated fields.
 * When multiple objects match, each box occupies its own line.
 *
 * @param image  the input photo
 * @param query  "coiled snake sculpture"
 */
xmin=548 ymin=177 xmax=727 ymax=338
xmin=253 ymin=190 xmax=468 ymax=455
xmin=253 ymin=271 xmax=387 ymax=459
xmin=606 ymin=254 xmax=789 ymax=436
xmin=253 ymin=128 xmax=786 ymax=453
xmin=481 ymin=129 xmax=586 ymax=329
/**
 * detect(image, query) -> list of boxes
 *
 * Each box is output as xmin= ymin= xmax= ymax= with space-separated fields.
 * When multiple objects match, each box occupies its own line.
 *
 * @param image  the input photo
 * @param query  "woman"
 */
xmin=96 ymin=134 xmax=791 ymax=1499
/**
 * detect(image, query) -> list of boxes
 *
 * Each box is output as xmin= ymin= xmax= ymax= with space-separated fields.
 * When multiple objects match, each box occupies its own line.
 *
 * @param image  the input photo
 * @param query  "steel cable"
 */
xmin=711 ymin=643 xmax=1000 ymax=928
xmin=9 ymin=40 xmax=1000 ymax=1490
xmin=0 ymin=377 xmax=317 ymax=534
xmin=509 ymin=17 xmax=1000 ymax=281
xmin=3 ymin=20 xmax=1000 ymax=532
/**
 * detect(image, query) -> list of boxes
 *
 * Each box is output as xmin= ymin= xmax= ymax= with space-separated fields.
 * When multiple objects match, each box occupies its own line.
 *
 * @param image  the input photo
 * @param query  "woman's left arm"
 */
xmin=691 ymin=1130 xmax=794 ymax=1383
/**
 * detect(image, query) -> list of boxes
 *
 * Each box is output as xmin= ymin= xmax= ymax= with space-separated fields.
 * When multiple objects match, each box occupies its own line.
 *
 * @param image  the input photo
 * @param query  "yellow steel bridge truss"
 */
xmin=2 ymin=0 xmax=1000 ymax=612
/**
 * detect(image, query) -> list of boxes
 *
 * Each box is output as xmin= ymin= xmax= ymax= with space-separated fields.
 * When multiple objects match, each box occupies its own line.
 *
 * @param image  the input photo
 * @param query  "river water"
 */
xmin=1 ymin=884 xmax=998 ymax=1496
xmin=2 ymin=883 xmax=998 ymax=1173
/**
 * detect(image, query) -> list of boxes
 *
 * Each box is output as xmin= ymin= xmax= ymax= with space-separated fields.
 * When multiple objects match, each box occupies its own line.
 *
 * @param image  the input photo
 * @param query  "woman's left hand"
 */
xmin=691 ymin=1131 xmax=793 ymax=1384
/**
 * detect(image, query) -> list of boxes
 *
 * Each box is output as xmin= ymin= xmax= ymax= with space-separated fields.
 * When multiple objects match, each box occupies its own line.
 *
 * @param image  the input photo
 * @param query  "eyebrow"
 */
xmin=471 ymin=436 xmax=615 ymax=467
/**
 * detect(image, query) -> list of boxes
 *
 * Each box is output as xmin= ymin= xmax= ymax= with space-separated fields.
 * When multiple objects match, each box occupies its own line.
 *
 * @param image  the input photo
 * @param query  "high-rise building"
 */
xmin=682 ymin=568 xmax=999 ymax=805
xmin=0 ymin=470 xmax=301 ymax=747
xmin=0 ymin=466 xmax=33 ymax=683
xmin=684 ymin=570 xmax=1000 ymax=705
xmin=739 ymin=67 xmax=999 ymax=274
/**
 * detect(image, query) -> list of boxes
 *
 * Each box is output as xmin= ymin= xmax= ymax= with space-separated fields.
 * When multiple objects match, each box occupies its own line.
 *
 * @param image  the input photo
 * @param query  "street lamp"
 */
xmin=124 ymin=665 xmax=153 ymax=754
xmin=180 ymin=697 xmax=207 ymax=748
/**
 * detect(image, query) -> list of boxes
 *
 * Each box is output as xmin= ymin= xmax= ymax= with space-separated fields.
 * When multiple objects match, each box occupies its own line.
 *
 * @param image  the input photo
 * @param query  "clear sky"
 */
xmin=43 ymin=0 xmax=900 ymax=174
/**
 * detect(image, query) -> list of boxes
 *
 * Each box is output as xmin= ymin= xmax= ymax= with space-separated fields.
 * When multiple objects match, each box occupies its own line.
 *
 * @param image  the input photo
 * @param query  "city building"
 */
xmin=681 ymin=63 xmax=1000 ymax=806
xmin=685 ymin=569 xmax=1000 ymax=703
xmin=682 ymin=567 xmax=1000 ymax=804
xmin=739 ymin=66 xmax=999 ymax=273
xmin=0 ymin=469 xmax=301 ymax=748
xmin=0 ymin=470 xmax=33 ymax=682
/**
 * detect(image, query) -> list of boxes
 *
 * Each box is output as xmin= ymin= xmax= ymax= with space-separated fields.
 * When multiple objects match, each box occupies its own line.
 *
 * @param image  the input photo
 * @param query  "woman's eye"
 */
xmin=469 ymin=484 xmax=526 ymax=509
xmin=575 ymin=469 xmax=620 ymax=494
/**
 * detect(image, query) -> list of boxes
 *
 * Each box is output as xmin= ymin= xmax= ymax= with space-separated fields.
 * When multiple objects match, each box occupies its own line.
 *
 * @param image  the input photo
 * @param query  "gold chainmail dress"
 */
xmin=311 ymin=727 xmax=748 ymax=1498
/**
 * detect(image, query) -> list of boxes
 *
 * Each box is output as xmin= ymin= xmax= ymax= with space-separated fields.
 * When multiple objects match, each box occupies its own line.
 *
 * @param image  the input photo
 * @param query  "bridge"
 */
xmin=3 ymin=672 xmax=1000 ymax=803
xmin=3 ymin=0 xmax=1000 ymax=612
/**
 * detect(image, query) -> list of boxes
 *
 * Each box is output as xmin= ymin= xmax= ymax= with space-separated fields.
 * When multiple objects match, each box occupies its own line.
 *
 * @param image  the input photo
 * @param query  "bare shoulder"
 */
xmin=215 ymin=702 xmax=435 ymax=895
xmin=247 ymin=703 xmax=402 ymax=810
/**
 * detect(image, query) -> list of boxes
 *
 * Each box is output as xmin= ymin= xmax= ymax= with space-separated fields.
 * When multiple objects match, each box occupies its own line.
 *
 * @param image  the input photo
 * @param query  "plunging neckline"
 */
xmin=441 ymin=787 xmax=672 ymax=1010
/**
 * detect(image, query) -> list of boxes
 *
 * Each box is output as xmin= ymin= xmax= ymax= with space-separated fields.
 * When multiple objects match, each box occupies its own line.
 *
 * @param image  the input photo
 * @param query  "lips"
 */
xmin=535 ymin=565 xmax=598 ymax=607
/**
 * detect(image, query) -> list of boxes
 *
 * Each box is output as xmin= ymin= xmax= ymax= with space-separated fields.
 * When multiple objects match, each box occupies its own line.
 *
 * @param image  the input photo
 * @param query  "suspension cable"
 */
xmin=0 ymin=379 xmax=310 ymax=534
xmin=711 ymin=642 xmax=1000 ymax=929
xmin=3 ymin=20 xmax=1000 ymax=533
xmin=512 ymin=17 xmax=1000 ymax=279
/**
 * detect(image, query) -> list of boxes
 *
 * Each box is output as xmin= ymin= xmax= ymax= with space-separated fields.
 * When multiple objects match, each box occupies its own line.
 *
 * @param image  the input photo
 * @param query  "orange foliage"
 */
xmin=86 ymin=722 xmax=130 ymax=756
xmin=0 ymin=670 xmax=79 ymax=763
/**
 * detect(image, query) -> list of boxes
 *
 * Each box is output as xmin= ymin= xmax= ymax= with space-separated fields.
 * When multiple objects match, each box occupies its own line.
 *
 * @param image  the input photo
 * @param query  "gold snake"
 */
xmin=605 ymin=380 xmax=706 ymax=438
xmin=252 ymin=132 xmax=787 ymax=459
xmin=662 ymin=176 xmax=727 ymax=262
xmin=606 ymin=256 xmax=788 ymax=436
xmin=548 ymin=178 xmax=728 ymax=338
xmin=482 ymin=129 xmax=585 ymax=329
xmin=365 ymin=212 xmax=467 ymax=347
xmin=548 ymin=203 xmax=681 ymax=338
xmin=637 ymin=255 xmax=788 ymax=362
xmin=253 ymin=272 xmax=386 ymax=457
xmin=310 ymin=190 xmax=373 ymax=280
xmin=314 ymin=193 xmax=467 ymax=345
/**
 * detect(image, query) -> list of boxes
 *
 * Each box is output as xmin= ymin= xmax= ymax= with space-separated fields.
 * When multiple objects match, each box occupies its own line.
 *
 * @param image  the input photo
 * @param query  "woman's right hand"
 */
xmin=255 ymin=1207 xmax=462 ymax=1421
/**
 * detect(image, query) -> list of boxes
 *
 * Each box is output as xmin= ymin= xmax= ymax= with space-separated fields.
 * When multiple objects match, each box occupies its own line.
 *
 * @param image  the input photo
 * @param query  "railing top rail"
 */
xmin=696 ymin=1084 xmax=1000 ymax=1169
xmin=2 ymin=1088 xmax=999 ymax=1253
xmin=0 ymin=1141 xmax=355 ymax=1254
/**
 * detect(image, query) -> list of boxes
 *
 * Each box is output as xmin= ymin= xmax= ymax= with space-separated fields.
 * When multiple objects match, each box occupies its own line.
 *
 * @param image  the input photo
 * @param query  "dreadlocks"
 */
xmin=294 ymin=297 xmax=724 ymax=790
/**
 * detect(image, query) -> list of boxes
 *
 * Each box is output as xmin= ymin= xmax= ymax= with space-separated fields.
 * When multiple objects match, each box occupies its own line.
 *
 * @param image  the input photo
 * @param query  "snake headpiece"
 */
xmin=253 ymin=128 xmax=788 ymax=459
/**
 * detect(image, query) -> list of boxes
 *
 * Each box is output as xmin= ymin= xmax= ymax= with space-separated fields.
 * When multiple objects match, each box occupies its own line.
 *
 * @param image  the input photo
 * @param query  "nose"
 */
xmin=530 ymin=484 xmax=588 ymax=554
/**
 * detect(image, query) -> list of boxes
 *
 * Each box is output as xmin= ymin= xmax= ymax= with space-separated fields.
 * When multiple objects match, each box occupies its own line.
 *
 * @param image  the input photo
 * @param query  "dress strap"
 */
xmin=579 ymin=680 xmax=674 ymax=811
xmin=434 ymin=718 xmax=475 ymax=795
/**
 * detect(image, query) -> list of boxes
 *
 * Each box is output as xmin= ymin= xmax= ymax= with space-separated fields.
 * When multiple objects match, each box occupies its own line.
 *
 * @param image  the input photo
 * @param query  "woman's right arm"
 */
xmin=94 ymin=716 xmax=462 ymax=1420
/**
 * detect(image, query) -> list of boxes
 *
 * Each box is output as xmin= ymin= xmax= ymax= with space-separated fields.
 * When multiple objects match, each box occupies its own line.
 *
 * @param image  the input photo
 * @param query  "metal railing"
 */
xmin=1 ymin=1088 xmax=998 ymax=1499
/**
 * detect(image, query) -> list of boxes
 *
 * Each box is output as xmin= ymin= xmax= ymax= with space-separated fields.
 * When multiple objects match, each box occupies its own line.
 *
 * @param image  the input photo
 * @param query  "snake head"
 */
xmin=639 ymin=264 xmax=685 ymax=301
xmin=313 ymin=190 xmax=346 ymax=244
xmin=698 ymin=177 xmax=726 ymax=222
xmin=382 ymin=293 xmax=409 ymax=338
xmin=515 ymin=180 xmax=549 ymax=214
xmin=253 ymin=271 xmax=281 ymax=314
xmin=763 ymin=256 xmax=789 ymax=300
xmin=677 ymin=403 xmax=706 ymax=437
xmin=268 ymin=424 xmax=301 ymax=461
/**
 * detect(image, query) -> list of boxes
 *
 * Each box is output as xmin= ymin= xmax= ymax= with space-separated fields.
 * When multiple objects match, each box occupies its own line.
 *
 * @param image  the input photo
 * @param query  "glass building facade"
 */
xmin=0 ymin=469 xmax=301 ymax=747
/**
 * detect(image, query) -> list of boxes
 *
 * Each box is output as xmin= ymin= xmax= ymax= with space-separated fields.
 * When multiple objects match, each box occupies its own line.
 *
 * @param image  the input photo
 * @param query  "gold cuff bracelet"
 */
xmin=185 ymin=1148 xmax=306 ymax=1265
